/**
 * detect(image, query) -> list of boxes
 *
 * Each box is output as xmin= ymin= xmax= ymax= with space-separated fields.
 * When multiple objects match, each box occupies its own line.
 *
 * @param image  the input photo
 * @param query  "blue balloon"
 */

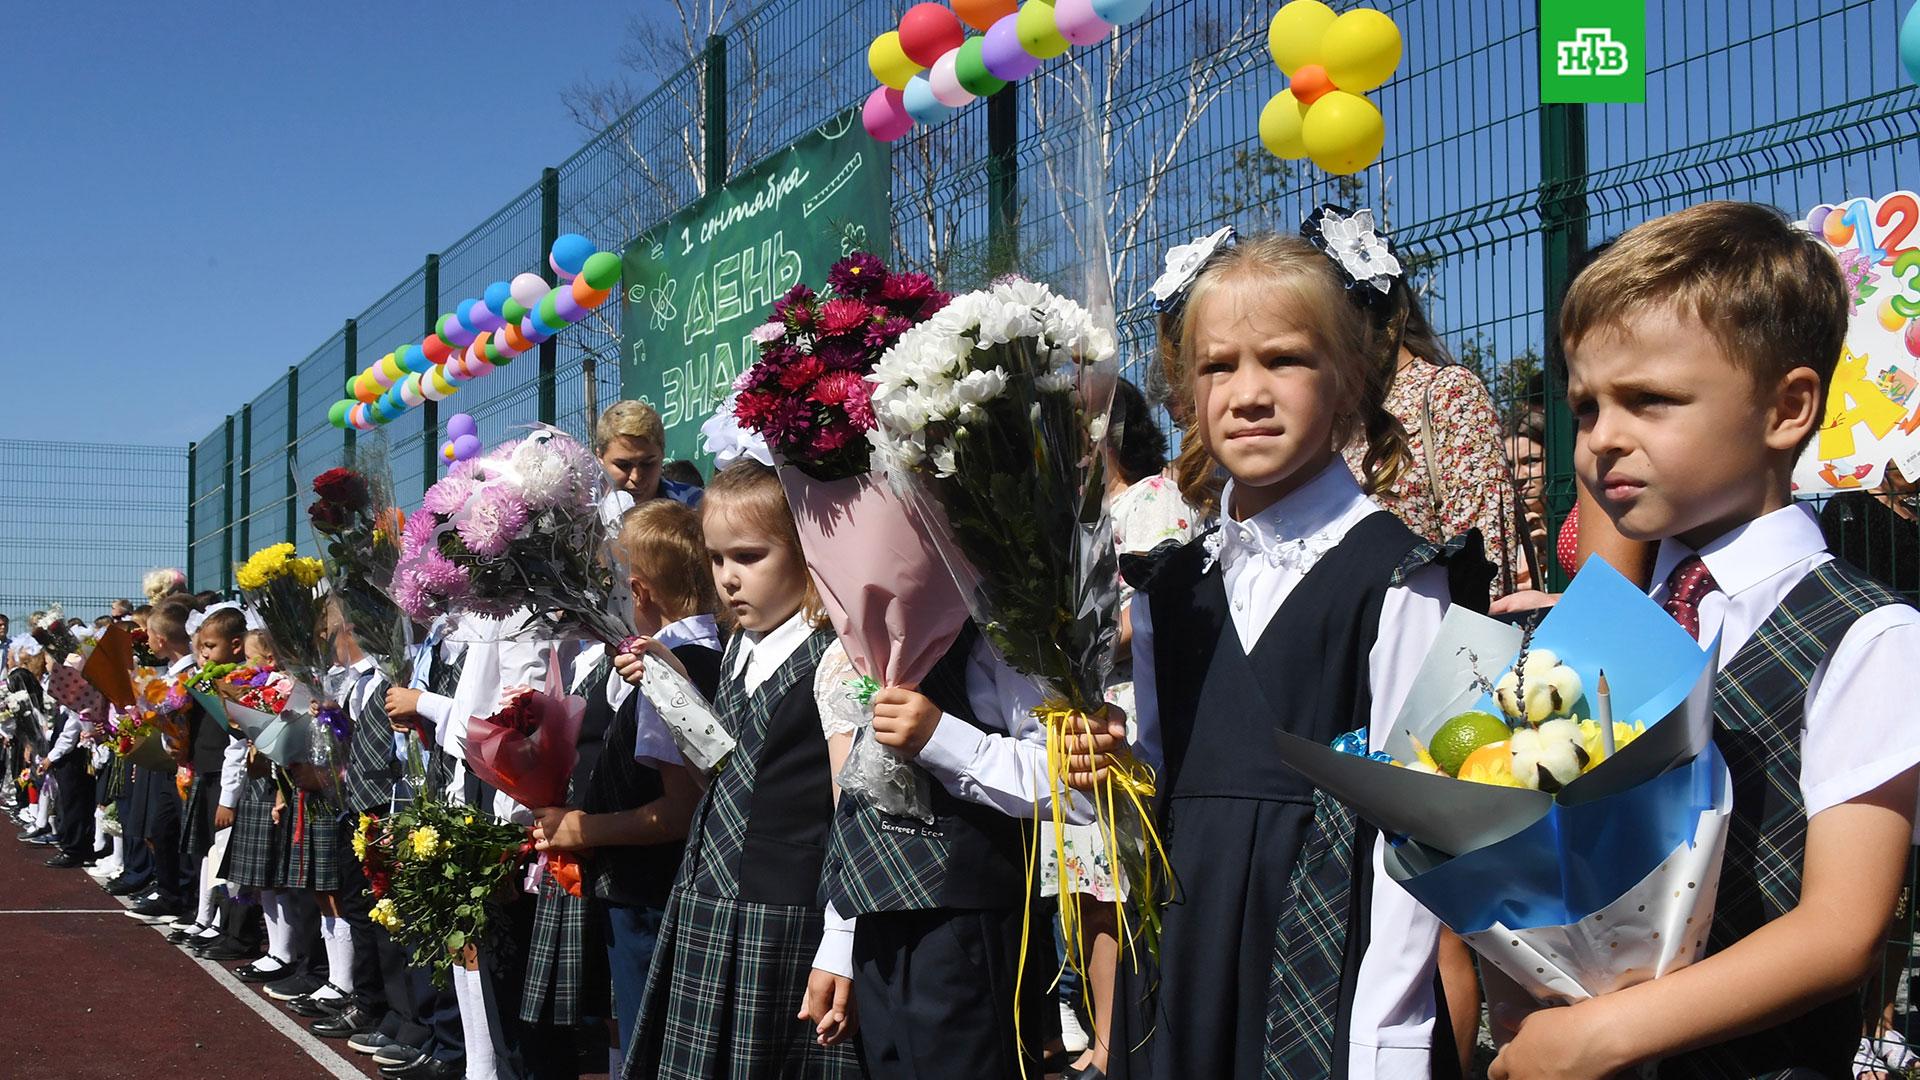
xmin=902 ymin=75 xmax=953 ymax=126
xmin=483 ymin=280 xmax=513 ymax=315
xmin=549 ymin=234 xmax=596 ymax=277
xmin=455 ymin=298 xmax=479 ymax=333
xmin=520 ymin=317 xmax=554 ymax=344
xmin=1089 ymin=0 xmax=1150 ymax=25
xmin=399 ymin=345 xmax=432 ymax=374
xmin=1903 ymin=0 xmax=1920 ymax=86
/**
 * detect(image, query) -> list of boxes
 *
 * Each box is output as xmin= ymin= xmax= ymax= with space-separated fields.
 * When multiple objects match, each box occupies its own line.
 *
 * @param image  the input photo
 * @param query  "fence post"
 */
xmin=1539 ymin=100 xmax=1588 ymax=591
xmin=239 ymin=404 xmax=253 ymax=553
xmin=221 ymin=414 xmax=236 ymax=594
xmin=285 ymin=365 xmax=299 ymax=546
xmin=540 ymin=169 xmax=560 ymax=426
xmin=344 ymin=319 xmax=358 ymax=457
xmin=704 ymin=35 xmax=728 ymax=192
xmin=423 ymin=254 xmax=440 ymax=483
xmin=986 ymin=85 xmax=1019 ymax=276
xmin=186 ymin=442 xmax=198 ymax=591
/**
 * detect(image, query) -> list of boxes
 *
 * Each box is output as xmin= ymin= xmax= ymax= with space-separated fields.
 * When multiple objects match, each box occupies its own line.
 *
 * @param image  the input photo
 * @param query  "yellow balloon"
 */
xmin=1016 ymin=0 xmax=1070 ymax=59
xmin=1259 ymin=90 xmax=1309 ymax=159
xmin=1880 ymin=297 xmax=1906 ymax=333
xmin=1320 ymin=9 xmax=1403 ymax=92
xmin=1268 ymin=0 xmax=1336 ymax=76
xmin=380 ymin=353 xmax=405 ymax=381
xmin=1301 ymin=90 xmax=1385 ymax=175
xmin=869 ymin=31 xmax=922 ymax=91
xmin=429 ymin=368 xmax=459 ymax=396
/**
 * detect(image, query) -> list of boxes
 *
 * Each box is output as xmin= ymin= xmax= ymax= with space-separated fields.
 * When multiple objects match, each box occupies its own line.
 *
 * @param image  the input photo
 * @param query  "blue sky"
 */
xmin=0 ymin=2 xmax=669 ymax=447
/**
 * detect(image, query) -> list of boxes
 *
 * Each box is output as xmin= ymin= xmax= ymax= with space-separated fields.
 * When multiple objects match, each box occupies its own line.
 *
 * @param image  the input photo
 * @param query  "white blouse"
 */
xmin=1130 ymin=459 xmax=1450 ymax=1080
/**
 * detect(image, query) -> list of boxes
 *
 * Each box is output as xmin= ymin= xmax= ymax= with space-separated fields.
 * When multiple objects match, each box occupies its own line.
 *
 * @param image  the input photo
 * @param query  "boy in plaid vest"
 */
xmin=1490 ymin=202 xmax=1920 ymax=1079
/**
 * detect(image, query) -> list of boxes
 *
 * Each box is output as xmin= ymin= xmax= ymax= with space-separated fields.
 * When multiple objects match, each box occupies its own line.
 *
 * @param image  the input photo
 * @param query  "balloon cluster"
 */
xmin=863 ymin=0 xmax=1152 ymax=141
xmin=1257 ymin=0 xmax=1402 ymax=176
xmin=328 ymin=234 xmax=621 ymax=430
xmin=440 ymin=413 xmax=482 ymax=464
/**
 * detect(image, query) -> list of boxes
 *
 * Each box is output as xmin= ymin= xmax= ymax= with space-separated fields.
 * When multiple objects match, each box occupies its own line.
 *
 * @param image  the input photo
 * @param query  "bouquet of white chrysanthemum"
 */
xmin=867 ymin=277 xmax=1172 ymax=960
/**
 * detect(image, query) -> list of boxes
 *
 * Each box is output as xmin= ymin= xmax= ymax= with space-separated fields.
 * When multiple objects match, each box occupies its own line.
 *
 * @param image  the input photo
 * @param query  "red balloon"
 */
xmin=422 ymin=335 xmax=453 ymax=363
xmin=899 ymin=3 xmax=966 ymax=67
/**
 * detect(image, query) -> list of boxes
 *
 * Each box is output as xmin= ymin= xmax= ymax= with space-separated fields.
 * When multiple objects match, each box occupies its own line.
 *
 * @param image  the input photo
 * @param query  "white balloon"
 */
xmin=927 ymin=48 xmax=975 ymax=107
xmin=398 ymin=373 xmax=426 ymax=408
xmin=510 ymin=272 xmax=550 ymax=310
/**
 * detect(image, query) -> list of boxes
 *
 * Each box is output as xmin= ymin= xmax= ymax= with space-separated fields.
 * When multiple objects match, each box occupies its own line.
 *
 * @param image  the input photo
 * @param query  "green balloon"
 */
xmin=345 ymin=376 xmax=359 ymax=399
xmin=492 ymin=350 xmax=515 ymax=367
xmin=483 ymin=341 xmax=501 ymax=362
xmin=955 ymin=37 xmax=1008 ymax=96
xmin=537 ymin=291 xmax=561 ymax=327
xmin=501 ymin=298 xmax=528 ymax=324
xmin=581 ymin=250 xmax=621 ymax=291
xmin=436 ymin=313 xmax=457 ymax=341
xmin=327 ymin=400 xmax=351 ymax=429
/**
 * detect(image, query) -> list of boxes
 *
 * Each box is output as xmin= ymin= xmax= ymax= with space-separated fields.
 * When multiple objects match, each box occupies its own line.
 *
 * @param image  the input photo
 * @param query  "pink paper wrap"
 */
xmin=462 ymin=688 xmax=584 ymax=812
xmin=778 ymin=467 xmax=971 ymax=688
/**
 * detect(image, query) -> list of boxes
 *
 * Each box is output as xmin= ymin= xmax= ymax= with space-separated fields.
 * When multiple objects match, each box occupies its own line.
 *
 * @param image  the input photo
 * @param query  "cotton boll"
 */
xmin=1508 ymin=718 xmax=1590 ymax=793
xmin=1493 ymin=649 xmax=1582 ymax=723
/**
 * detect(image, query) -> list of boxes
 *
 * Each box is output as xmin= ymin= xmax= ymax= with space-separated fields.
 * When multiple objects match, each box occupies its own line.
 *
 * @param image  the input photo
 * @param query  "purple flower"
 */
xmin=865 ymin=316 xmax=914 ymax=351
xmin=315 ymin=703 xmax=350 ymax=742
xmin=413 ymin=549 xmax=471 ymax=601
xmin=760 ymin=397 xmax=813 ymax=446
xmin=828 ymin=252 xmax=888 ymax=298
xmin=422 ymin=475 xmax=477 ymax=517
xmin=391 ymin=567 xmax=431 ymax=621
xmin=455 ymin=485 xmax=531 ymax=558
xmin=813 ymin=337 xmax=868 ymax=372
xmin=772 ymin=283 xmax=816 ymax=328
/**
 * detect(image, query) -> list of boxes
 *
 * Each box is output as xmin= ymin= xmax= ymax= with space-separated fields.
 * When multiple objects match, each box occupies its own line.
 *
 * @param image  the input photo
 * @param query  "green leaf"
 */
xmin=446 ymin=930 xmax=466 ymax=949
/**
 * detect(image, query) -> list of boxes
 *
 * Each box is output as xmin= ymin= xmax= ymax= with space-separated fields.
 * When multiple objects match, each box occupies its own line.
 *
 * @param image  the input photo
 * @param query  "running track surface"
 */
xmin=0 ymin=824 xmax=375 ymax=1079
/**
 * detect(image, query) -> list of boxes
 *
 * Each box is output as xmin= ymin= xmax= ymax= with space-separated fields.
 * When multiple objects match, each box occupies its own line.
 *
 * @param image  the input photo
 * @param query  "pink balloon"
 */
xmin=466 ymin=356 xmax=495 ymax=377
xmin=863 ymin=85 xmax=914 ymax=141
xmin=927 ymin=48 xmax=974 ymax=107
xmin=1053 ymin=0 xmax=1112 ymax=46
xmin=368 ymin=365 xmax=396 ymax=389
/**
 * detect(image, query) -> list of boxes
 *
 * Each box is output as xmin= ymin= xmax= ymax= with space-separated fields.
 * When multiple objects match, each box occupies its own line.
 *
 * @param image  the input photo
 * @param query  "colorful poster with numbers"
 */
xmin=1794 ymin=191 xmax=1920 ymax=496
xmin=618 ymin=110 xmax=890 ymax=462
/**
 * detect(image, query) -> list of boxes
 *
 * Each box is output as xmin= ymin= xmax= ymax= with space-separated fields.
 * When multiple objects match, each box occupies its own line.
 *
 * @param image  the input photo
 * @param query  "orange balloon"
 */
xmin=1291 ymin=63 xmax=1333 ymax=105
xmin=354 ymin=376 xmax=379 ymax=404
xmin=954 ymin=0 xmax=1018 ymax=31
xmin=575 ymin=282 xmax=613 ymax=307
xmin=502 ymin=323 xmax=532 ymax=352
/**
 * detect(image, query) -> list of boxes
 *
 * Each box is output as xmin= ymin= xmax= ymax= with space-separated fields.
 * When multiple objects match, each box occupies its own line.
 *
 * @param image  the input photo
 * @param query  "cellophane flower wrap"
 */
xmin=734 ymin=251 xmax=969 ymax=823
xmin=211 ymin=663 xmax=320 ymax=769
xmin=375 ymin=796 xmax=532 ymax=987
xmin=866 ymin=276 xmax=1171 ymax=963
xmin=308 ymin=446 xmax=412 ymax=687
xmin=235 ymin=542 xmax=344 ymax=785
xmin=1269 ymin=558 xmax=1727 ymax=1005
xmin=392 ymin=428 xmax=628 ymax=649
xmin=29 ymin=606 xmax=78 ymax=665
xmin=461 ymin=677 xmax=585 ymax=897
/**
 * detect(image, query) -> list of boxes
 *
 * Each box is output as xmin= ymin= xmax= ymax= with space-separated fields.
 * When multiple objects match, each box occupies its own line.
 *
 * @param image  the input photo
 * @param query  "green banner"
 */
xmin=619 ymin=111 xmax=890 ymax=461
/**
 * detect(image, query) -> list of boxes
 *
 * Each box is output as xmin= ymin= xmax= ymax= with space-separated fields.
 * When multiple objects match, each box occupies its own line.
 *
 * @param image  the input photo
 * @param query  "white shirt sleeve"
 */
xmin=912 ymin=638 xmax=1094 ymax=825
xmin=1800 ymin=604 xmax=1920 ymax=837
xmin=810 ymin=900 xmax=857 ymax=979
xmin=47 ymin=709 xmax=79 ymax=761
xmin=218 ymin=733 xmax=248 ymax=808
xmin=415 ymin=692 xmax=454 ymax=732
xmin=1347 ymin=565 xmax=1449 ymax=1077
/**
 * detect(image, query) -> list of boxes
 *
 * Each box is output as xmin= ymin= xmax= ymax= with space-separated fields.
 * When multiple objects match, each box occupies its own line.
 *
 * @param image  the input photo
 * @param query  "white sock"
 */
xmin=452 ymin=964 xmax=498 ymax=1080
xmin=196 ymin=882 xmax=221 ymax=929
xmin=33 ymin=792 xmax=49 ymax=829
xmin=319 ymin=914 xmax=353 ymax=997
xmin=260 ymin=890 xmax=292 ymax=965
xmin=109 ymin=834 xmax=123 ymax=862
xmin=93 ymin=806 xmax=106 ymax=840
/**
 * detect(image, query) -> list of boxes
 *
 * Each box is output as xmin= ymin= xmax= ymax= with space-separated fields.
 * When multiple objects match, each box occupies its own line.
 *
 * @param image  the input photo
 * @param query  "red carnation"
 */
xmin=312 ymin=468 xmax=371 ymax=511
xmin=817 ymin=297 xmax=874 ymax=338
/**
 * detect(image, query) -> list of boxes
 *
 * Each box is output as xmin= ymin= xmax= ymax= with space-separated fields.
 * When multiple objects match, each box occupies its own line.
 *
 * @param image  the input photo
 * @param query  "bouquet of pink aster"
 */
xmin=392 ymin=428 xmax=627 ymax=647
xmin=729 ymin=252 xmax=970 ymax=823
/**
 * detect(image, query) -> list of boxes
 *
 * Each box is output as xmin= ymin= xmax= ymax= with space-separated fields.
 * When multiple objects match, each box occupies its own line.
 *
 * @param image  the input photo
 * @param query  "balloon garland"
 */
xmin=327 ymin=234 xmax=621 ymax=430
xmin=1258 ymin=0 xmax=1403 ymax=176
xmin=862 ymin=0 xmax=1154 ymax=141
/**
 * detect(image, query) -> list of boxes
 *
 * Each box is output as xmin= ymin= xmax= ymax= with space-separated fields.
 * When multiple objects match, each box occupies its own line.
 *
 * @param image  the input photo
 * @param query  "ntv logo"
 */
xmin=1556 ymin=28 xmax=1630 ymax=77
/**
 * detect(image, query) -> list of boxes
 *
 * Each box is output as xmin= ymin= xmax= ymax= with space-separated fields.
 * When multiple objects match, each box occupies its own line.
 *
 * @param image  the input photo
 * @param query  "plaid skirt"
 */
xmin=179 ymin=776 xmax=219 ymax=859
xmin=220 ymin=776 xmax=281 ymax=888
xmin=623 ymin=887 xmax=865 ymax=1080
xmin=276 ymin=789 xmax=344 ymax=893
xmin=519 ymin=871 xmax=607 ymax=1026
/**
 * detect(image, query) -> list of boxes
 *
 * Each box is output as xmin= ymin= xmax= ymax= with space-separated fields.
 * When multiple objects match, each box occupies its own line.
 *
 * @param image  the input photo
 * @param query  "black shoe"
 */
xmin=17 ymin=826 xmax=50 ymax=842
xmin=196 ymin=937 xmax=257 ymax=962
xmin=124 ymin=895 xmax=187 ymax=924
xmin=287 ymin=986 xmax=351 ymax=1019
xmin=311 ymin=1004 xmax=382 ymax=1039
xmin=384 ymin=1055 xmax=463 ymax=1080
xmin=265 ymin=972 xmax=321 ymax=1001
xmin=349 ymin=1030 xmax=396 ymax=1054
xmin=104 ymin=875 xmax=151 ymax=896
xmin=26 ymin=833 xmax=57 ymax=846
xmin=43 ymin=852 xmax=81 ymax=868
xmin=234 ymin=958 xmax=293 ymax=983
xmin=369 ymin=1042 xmax=422 ymax=1066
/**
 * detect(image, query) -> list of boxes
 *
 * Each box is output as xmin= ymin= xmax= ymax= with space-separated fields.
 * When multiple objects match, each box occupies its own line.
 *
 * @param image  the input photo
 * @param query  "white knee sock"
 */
xmin=319 ymin=913 xmax=353 ymax=997
xmin=93 ymin=806 xmax=106 ymax=841
xmin=452 ymin=964 xmax=498 ymax=1080
xmin=261 ymin=890 xmax=292 ymax=964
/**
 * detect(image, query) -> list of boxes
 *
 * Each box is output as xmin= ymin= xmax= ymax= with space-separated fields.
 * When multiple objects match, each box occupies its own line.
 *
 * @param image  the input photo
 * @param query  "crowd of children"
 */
xmin=4 ymin=199 xmax=1918 ymax=1080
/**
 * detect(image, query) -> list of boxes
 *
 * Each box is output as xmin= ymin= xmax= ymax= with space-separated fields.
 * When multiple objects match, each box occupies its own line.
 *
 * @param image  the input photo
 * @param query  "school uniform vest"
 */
xmin=819 ymin=623 xmax=1030 ymax=916
xmin=1113 ymin=513 xmax=1479 ymax=1080
xmin=343 ymin=671 xmax=400 ymax=815
xmin=189 ymin=704 xmax=230 ymax=775
xmin=586 ymin=643 xmax=720 ymax=910
xmin=1660 ymin=560 xmax=1911 ymax=1080
xmin=681 ymin=627 xmax=837 ymax=906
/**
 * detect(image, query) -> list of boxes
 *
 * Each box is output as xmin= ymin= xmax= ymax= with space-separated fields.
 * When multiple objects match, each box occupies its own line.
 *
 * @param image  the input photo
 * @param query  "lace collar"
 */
xmin=1206 ymin=460 xmax=1372 ymax=575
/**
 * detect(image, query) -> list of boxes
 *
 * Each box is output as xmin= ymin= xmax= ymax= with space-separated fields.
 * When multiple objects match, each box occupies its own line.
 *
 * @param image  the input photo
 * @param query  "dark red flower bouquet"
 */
xmin=463 ymin=683 xmax=585 ymax=897
xmin=732 ymin=251 xmax=950 ymax=481
xmin=307 ymin=453 xmax=412 ymax=686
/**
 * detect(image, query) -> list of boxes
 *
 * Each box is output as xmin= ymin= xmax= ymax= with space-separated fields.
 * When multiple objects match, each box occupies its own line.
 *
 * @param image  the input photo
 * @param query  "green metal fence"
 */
xmin=0 ymin=439 xmax=187 ymax=620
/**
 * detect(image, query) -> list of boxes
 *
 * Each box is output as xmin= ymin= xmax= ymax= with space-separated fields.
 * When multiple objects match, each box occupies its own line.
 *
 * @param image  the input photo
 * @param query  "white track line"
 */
xmin=0 ymin=908 xmax=123 ymax=914
xmin=109 ymin=892 xmax=367 ymax=1080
